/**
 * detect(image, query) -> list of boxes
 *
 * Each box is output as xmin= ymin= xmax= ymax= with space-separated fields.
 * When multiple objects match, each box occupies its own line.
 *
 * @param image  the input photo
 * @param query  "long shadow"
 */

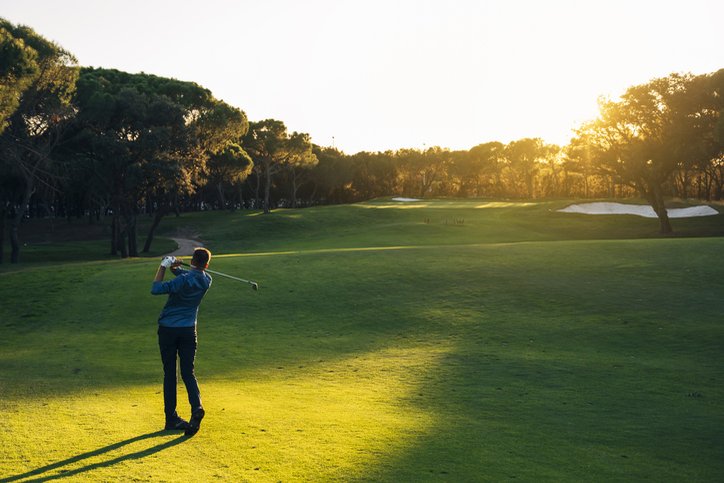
xmin=1 ymin=430 xmax=187 ymax=482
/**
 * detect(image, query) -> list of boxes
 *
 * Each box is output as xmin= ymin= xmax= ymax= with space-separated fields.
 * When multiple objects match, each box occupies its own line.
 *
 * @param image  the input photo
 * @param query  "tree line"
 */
xmin=1 ymin=19 xmax=722 ymax=263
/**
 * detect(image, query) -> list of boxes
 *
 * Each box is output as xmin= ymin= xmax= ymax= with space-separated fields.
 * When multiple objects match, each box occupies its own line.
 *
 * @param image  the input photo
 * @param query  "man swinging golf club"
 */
xmin=151 ymin=247 xmax=212 ymax=436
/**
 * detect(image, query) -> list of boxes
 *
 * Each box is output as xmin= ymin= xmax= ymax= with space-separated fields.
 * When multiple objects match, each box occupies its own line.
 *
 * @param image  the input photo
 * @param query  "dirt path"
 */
xmin=165 ymin=237 xmax=204 ymax=256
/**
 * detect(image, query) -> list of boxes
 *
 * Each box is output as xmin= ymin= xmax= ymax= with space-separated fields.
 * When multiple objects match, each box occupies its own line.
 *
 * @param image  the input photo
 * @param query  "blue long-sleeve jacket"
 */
xmin=151 ymin=267 xmax=212 ymax=328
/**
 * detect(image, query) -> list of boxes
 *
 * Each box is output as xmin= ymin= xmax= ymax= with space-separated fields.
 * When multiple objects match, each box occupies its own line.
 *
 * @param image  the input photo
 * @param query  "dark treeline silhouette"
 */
xmin=1 ymin=19 xmax=722 ymax=262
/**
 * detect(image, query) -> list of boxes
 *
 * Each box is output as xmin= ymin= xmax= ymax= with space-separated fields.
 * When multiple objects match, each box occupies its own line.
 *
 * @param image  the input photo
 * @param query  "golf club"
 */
xmin=179 ymin=261 xmax=259 ymax=291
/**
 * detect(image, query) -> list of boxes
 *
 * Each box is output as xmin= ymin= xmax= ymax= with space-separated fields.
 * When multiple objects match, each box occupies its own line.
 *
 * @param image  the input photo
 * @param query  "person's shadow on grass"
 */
xmin=1 ymin=430 xmax=187 ymax=482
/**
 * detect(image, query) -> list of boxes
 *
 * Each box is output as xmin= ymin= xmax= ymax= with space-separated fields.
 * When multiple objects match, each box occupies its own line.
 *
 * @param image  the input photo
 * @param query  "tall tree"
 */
xmin=142 ymin=98 xmax=249 ymax=250
xmin=71 ymin=68 xmax=240 ymax=256
xmin=243 ymin=120 xmax=286 ymax=213
xmin=538 ymin=144 xmax=563 ymax=197
xmin=350 ymin=151 xmax=397 ymax=200
xmin=397 ymin=147 xmax=451 ymax=198
xmin=574 ymin=72 xmax=722 ymax=233
xmin=0 ymin=19 xmax=78 ymax=263
xmin=0 ymin=20 xmax=40 ymax=134
xmin=309 ymin=145 xmax=354 ymax=204
xmin=206 ymin=142 xmax=253 ymax=210
xmin=285 ymin=132 xmax=318 ymax=208
xmin=504 ymin=138 xmax=547 ymax=198
xmin=458 ymin=141 xmax=505 ymax=197
xmin=563 ymin=137 xmax=599 ymax=198
xmin=242 ymin=120 xmax=313 ymax=213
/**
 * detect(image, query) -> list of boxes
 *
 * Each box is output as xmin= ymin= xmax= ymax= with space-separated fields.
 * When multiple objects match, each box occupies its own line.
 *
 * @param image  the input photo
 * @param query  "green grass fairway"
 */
xmin=1 ymin=199 xmax=723 ymax=481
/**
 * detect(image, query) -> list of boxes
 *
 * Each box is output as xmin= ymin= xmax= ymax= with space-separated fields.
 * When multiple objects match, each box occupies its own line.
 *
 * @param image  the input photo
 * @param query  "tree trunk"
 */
xmin=676 ymin=170 xmax=690 ymax=200
xmin=646 ymin=181 xmax=672 ymax=234
xmin=110 ymin=214 xmax=119 ymax=255
xmin=420 ymin=170 xmax=437 ymax=198
xmin=254 ymin=173 xmax=261 ymax=209
xmin=10 ymin=180 xmax=35 ymax=264
xmin=0 ymin=202 xmax=5 ymax=264
xmin=264 ymin=161 xmax=272 ymax=214
xmin=216 ymin=182 xmax=226 ymax=210
xmin=117 ymin=218 xmax=129 ymax=258
xmin=708 ymin=169 xmax=720 ymax=201
xmin=526 ymin=173 xmax=535 ymax=199
xmin=127 ymin=213 xmax=138 ymax=257
xmin=143 ymin=206 xmax=168 ymax=253
xmin=291 ymin=168 xmax=298 ymax=208
xmin=9 ymin=214 xmax=23 ymax=265
xmin=118 ymin=231 xmax=128 ymax=258
xmin=10 ymin=222 xmax=20 ymax=264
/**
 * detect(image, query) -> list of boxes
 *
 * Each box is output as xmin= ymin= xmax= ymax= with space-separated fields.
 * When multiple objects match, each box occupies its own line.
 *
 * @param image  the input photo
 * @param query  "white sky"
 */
xmin=3 ymin=0 xmax=722 ymax=154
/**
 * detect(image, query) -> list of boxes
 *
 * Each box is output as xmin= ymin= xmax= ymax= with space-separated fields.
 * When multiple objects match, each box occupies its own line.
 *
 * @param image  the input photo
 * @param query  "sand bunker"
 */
xmin=392 ymin=197 xmax=421 ymax=202
xmin=559 ymin=202 xmax=719 ymax=218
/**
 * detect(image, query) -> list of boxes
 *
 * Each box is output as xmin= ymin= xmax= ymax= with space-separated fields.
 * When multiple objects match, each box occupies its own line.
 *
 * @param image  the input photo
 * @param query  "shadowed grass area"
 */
xmin=1 ymin=238 xmax=177 ymax=267
xmin=1 ymin=200 xmax=723 ymax=481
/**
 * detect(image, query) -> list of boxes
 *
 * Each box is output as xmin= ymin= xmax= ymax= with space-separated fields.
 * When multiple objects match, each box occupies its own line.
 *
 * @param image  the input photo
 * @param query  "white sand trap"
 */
xmin=392 ymin=197 xmax=421 ymax=202
xmin=558 ymin=202 xmax=719 ymax=218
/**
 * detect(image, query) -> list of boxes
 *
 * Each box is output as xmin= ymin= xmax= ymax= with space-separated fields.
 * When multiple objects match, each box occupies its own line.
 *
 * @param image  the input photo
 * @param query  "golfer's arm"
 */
xmin=154 ymin=266 xmax=166 ymax=282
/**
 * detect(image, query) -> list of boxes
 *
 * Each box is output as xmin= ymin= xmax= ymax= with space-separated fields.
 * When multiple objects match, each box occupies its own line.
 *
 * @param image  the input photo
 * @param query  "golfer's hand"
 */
xmin=160 ymin=256 xmax=177 ymax=268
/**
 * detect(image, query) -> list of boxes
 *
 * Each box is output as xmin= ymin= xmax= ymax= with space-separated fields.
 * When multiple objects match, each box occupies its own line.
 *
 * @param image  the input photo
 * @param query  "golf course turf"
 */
xmin=1 ymin=199 xmax=723 ymax=481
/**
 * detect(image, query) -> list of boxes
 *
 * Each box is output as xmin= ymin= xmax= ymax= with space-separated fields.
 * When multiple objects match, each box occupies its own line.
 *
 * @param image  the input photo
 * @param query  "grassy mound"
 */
xmin=1 ymin=199 xmax=723 ymax=481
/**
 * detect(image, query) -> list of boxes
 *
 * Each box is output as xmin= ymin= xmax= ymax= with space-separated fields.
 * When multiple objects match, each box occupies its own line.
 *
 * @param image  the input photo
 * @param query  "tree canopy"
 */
xmin=0 ymin=18 xmax=78 ymax=262
xmin=68 ymin=67 xmax=250 ymax=256
xmin=572 ymin=71 xmax=723 ymax=233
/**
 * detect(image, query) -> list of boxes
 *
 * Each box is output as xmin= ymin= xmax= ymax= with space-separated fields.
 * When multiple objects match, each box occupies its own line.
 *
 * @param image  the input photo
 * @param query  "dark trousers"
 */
xmin=158 ymin=325 xmax=202 ymax=419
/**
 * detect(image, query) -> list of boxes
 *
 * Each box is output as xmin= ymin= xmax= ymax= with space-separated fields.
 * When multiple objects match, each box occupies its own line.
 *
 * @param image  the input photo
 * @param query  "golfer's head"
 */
xmin=191 ymin=248 xmax=211 ymax=269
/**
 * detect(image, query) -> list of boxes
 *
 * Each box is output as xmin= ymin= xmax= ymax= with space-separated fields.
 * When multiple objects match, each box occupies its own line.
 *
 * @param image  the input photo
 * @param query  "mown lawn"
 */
xmin=1 ymin=199 xmax=723 ymax=481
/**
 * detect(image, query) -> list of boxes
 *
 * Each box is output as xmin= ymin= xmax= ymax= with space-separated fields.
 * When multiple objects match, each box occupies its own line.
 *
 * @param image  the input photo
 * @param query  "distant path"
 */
xmin=166 ymin=237 xmax=204 ymax=256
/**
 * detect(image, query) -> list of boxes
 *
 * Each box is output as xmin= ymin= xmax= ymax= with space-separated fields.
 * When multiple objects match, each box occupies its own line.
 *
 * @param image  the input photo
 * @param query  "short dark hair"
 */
xmin=191 ymin=247 xmax=211 ymax=268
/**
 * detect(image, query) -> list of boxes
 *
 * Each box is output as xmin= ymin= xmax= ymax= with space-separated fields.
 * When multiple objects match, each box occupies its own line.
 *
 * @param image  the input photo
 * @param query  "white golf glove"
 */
xmin=160 ymin=256 xmax=177 ymax=268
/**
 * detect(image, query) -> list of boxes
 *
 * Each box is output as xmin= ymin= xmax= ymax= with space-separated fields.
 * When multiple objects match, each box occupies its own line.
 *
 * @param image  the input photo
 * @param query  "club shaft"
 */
xmin=179 ymin=262 xmax=256 ymax=285
xmin=206 ymin=268 xmax=253 ymax=284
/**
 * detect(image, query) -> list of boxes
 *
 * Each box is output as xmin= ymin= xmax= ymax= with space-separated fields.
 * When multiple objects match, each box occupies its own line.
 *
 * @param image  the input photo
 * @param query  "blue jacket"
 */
xmin=151 ymin=267 xmax=212 ymax=328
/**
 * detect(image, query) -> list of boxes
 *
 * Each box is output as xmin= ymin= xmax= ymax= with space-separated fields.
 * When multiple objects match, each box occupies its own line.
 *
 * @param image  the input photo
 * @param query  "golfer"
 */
xmin=151 ymin=247 xmax=212 ymax=436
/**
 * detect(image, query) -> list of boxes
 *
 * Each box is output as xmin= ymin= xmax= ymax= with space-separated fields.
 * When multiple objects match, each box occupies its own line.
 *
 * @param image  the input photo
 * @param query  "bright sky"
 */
xmin=3 ymin=0 xmax=722 ymax=154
